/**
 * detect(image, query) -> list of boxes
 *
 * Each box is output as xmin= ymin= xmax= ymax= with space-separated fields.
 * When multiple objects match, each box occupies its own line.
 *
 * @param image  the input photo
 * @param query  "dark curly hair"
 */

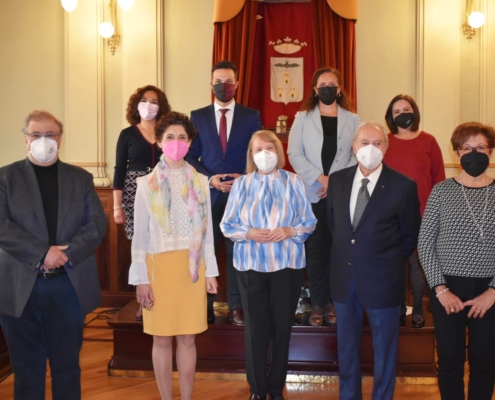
xmin=300 ymin=67 xmax=354 ymax=112
xmin=384 ymin=94 xmax=421 ymax=134
xmin=155 ymin=112 xmax=198 ymax=143
xmin=126 ymin=85 xmax=171 ymax=125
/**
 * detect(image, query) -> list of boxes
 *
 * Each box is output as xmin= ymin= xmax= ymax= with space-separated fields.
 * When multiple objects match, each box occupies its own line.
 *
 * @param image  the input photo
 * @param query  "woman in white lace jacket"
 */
xmin=128 ymin=111 xmax=218 ymax=400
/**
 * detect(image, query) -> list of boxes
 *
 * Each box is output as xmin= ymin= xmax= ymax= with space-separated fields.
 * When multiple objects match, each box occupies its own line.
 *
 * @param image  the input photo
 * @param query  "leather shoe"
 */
xmin=323 ymin=303 xmax=337 ymax=325
xmin=309 ymin=305 xmax=323 ymax=326
xmin=228 ymin=308 xmax=245 ymax=325
xmin=248 ymin=395 xmax=266 ymax=400
xmin=207 ymin=307 xmax=215 ymax=324
xmin=411 ymin=313 xmax=425 ymax=328
xmin=269 ymin=395 xmax=284 ymax=400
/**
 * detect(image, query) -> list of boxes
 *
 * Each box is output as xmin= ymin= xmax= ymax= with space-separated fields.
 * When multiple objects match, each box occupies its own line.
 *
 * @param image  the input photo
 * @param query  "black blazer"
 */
xmin=327 ymin=163 xmax=420 ymax=309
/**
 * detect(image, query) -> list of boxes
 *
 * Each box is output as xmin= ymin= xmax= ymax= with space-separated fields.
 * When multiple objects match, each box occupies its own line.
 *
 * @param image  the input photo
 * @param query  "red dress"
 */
xmin=383 ymin=131 xmax=445 ymax=216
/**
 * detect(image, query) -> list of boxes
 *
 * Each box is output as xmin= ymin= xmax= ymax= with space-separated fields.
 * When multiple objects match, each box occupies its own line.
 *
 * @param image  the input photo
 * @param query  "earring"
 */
xmin=313 ymin=91 xmax=318 ymax=98
xmin=337 ymin=92 xmax=341 ymax=99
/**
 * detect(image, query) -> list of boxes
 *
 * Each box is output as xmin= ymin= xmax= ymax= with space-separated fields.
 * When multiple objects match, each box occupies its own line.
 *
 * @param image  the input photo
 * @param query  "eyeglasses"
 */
xmin=25 ymin=132 xmax=62 ymax=141
xmin=458 ymin=144 xmax=491 ymax=155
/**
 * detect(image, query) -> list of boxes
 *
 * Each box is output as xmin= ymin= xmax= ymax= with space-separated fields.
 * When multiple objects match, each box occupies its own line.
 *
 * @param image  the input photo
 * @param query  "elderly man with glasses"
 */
xmin=0 ymin=110 xmax=107 ymax=400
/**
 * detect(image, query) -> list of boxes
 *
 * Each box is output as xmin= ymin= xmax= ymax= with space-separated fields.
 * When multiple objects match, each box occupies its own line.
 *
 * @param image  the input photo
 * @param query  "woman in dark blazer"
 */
xmin=288 ymin=67 xmax=359 ymax=326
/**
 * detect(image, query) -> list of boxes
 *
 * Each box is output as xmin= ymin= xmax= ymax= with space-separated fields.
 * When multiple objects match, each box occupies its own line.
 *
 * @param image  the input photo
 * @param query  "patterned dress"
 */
xmin=113 ymin=125 xmax=162 ymax=239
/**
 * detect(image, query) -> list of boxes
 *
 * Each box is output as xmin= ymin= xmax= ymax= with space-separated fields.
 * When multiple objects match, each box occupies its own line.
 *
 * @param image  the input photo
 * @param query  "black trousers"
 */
xmin=211 ymin=191 xmax=241 ymax=310
xmin=0 ymin=274 xmax=85 ymax=400
xmin=237 ymin=268 xmax=303 ymax=397
xmin=305 ymin=199 xmax=331 ymax=307
xmin=430 ymin=276 xmax=495 ymax=400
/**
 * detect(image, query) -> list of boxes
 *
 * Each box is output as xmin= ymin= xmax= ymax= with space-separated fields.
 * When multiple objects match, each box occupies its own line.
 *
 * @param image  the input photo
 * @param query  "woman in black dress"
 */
xmin=113 ymin=85 xmax=171 ymax=239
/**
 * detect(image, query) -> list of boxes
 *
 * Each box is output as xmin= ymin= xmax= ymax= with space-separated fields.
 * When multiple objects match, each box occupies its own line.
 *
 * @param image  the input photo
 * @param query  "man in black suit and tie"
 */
xmin=186 ymin=60 xmax=262 ymax=325
xmin=327 ymin=121 xmax=420 ymax=400
xmin=0 ymin=110 xmax=107 ymax=399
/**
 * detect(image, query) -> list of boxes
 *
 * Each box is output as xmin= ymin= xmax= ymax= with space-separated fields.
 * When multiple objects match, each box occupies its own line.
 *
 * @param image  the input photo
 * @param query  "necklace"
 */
xmin=460 ymin=173 xmax=489 ymax=244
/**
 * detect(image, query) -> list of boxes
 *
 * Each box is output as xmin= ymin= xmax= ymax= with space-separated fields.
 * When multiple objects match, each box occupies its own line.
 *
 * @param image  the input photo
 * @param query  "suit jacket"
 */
xmin=327 ymin=163 xmax=420 ymax=309
xmin=0 ymin=159 xmax=108 ymax=318
xmin=288 ymin=106 xmax=359 ymax=203
xmin=186 ymin=102 xmax=262 ymax=205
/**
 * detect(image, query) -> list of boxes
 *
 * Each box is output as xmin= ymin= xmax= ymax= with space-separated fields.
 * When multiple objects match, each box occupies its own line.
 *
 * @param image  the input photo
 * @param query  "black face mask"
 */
xmin=394 ymin=112 xmax=414 ymax=130
xmin=317 ymin=86 xmax=338 ymax=106
xmin=212 ymin=82 xmax=236 ymax=103
xmin=460 ymin=150 xmax=490 ymax=177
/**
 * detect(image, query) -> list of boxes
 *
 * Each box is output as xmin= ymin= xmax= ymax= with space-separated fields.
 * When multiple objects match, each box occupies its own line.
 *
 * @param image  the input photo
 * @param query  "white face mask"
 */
xmin=355 ymin=144 xmax=383 ymax=170
xmin=253 ymin=150 xmax=278 ymax=173
xmin=138 ymin=102 xmax=159 ymax=121
xmin=30 ymin=137 xmax=58 ymax=163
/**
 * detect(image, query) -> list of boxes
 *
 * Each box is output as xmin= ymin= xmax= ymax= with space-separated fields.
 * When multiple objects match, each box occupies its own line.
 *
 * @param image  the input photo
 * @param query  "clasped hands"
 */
xmin=210 ymin=173 xmax=242 ymax=193
xmin=41 ymin=245 xmax=69 ymax=271
xmin=437 ymin=286 xmax=495 ymax=318
xmin=246 ymin=227 xmax=294 ymax=243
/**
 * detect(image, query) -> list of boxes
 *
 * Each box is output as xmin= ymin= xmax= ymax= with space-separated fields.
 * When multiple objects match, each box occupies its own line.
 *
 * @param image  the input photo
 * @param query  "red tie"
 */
xmin=219 ymin=109 xmax=229 ymax=154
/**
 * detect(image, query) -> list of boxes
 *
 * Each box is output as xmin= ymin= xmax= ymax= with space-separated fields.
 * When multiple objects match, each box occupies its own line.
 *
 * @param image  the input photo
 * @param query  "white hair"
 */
xmin=352 ymin=121 xmax=388 ymax=144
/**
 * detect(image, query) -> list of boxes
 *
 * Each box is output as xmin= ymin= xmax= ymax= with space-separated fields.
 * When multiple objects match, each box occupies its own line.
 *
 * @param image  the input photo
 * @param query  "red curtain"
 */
xmin=312 ymin=0 xmax=357 ymax=111
xmin=212 ymin=1 xmax=259 ymax=105
xmin=212 ymin=0 xmax=357 ymax=115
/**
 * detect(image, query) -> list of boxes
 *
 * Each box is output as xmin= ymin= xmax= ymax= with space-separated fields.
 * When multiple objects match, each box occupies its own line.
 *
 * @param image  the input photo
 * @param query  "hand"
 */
xmin=136 ymin=284 xmax=155 ymax=311
xmin=43 ymin=245 xmax=69 ymax=270
xmin=464 ymin=288 xmax=495 ymax=318
xmin=266 ymin=227 xmax=294 ymax=242
xmin=206 ymin=277 xmax=218 ymax=294
xmin=316 ymin=174 xmax=329 ymax=199
xmin=435 ymin=286 xmax=465 ymax=315
xmin=246 ymin=228 xmax=271 ymax=242
xmin=114 ymin=208 xmax=126 ymax=224
xmin=211 ymin=174 xmax=239 ymax=193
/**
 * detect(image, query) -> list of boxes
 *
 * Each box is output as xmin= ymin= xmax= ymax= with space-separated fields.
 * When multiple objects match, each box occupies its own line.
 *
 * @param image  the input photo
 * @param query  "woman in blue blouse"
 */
xmin=221 ymin=130 xmax=317 ymax=400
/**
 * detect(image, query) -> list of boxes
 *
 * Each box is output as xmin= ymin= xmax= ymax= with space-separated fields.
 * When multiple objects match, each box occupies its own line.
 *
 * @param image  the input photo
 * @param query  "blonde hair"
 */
xmin=246 ymin=130 xmax=286 ymax=173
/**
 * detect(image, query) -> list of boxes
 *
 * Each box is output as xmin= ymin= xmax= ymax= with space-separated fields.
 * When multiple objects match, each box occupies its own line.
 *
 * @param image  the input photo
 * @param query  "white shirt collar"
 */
xmin=214 ymin=99 xmax=236 ymax=113
xmin=354 ymin=163 xmax=383 ymax=186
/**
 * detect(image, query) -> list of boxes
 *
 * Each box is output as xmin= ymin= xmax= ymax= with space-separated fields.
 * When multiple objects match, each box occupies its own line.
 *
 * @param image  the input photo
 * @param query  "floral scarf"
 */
xmin=147 ymin=157 xmax=208 ymax=282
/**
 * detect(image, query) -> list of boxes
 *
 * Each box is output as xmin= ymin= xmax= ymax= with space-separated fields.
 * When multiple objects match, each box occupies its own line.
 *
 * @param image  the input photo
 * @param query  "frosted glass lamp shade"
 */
xmin=118 ymin=0 xmax=135 ymax=11
xmin=468 ymin=12 xmax=485 ymax=29
xmin=99 ymin=22 xmax=115 ymax=39
xmin=61 ymin=0 xmax=78 ymax=13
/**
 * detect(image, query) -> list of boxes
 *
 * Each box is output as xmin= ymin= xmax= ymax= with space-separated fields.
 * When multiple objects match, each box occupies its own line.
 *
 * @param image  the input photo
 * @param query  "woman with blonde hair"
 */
xmin=221 ymin=130 xmax=317 ymax=400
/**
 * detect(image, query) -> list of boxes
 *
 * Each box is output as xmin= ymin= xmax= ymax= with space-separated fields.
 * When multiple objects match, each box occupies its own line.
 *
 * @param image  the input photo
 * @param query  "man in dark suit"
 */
xmin=0 ymin=110 xmax=107 ymax=400
xmin=327 ymin=121 xmax=420 ymax=400
xmin=186 ymin=60 xmax=262 ymax=325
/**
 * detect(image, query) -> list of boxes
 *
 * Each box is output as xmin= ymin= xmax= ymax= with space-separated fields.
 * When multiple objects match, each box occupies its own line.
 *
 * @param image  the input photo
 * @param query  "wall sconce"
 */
xmin=462 ymin=0 xmax=485 ymax=39
xmin=60 ymin=0 xmax=134 ymax=55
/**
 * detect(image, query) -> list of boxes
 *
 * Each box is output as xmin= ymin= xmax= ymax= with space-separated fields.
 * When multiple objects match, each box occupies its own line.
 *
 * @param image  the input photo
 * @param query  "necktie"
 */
xmin=352 ymin=178 xmax=370 ymax=229
xmin=219 ymin=109 xmax=229 ymax=154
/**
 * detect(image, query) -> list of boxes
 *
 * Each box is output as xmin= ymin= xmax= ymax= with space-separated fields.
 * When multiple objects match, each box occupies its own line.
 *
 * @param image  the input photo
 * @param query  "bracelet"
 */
xmin=292 ymin=227 xmax=297 ymax=237
xmin=436 ymin=288 xmax=450 ymax=298
xmin=113 ymin=205 xmax=123 ymax=210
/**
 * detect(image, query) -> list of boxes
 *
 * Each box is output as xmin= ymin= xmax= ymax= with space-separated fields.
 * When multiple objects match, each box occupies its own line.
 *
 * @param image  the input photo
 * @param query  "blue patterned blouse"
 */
xmin=220 ymin=169 xmax=317 ymax=273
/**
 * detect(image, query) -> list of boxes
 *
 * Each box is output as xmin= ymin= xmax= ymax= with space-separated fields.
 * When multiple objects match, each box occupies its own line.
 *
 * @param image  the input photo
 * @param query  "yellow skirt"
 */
xmin=142 ymin=250 xmax=207 ymax=336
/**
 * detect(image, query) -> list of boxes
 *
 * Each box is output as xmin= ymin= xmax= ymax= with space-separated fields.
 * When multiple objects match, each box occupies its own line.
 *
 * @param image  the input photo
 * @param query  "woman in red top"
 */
xmin=383 ymin=94 xmax=445 ymax=327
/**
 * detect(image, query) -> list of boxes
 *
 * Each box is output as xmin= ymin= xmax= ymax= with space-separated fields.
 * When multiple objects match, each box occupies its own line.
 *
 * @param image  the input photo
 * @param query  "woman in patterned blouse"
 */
xmin=418 ymin=122 xmax=495 ymax=400
xmin=221 ymin=130 xmax=317 ymax=400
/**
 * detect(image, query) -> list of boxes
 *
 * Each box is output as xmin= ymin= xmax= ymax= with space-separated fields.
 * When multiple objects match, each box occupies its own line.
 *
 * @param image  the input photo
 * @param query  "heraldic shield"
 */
xmin=270 ymin=57 xmax=304 ymax=105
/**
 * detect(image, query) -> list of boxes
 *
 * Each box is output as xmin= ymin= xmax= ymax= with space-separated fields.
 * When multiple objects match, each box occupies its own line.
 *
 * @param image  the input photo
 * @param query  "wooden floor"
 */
xmin=0 ymin=309 xmax=492 ymax=400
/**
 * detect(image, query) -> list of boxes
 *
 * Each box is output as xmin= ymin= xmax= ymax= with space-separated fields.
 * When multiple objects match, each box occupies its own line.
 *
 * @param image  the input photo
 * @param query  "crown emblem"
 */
xmin=269 ymin=37 xmax=307 ymax=54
